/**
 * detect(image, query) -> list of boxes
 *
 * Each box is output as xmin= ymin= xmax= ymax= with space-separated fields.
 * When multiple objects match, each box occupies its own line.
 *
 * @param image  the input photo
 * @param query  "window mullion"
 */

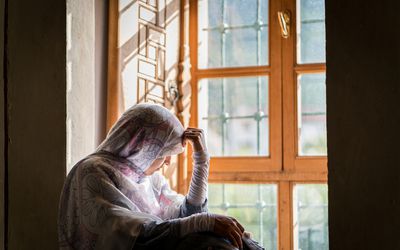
xmin=278 ymin=181 xmax=293 ymax=250
xmin=282 ymin=0 xmax=297 ymax=172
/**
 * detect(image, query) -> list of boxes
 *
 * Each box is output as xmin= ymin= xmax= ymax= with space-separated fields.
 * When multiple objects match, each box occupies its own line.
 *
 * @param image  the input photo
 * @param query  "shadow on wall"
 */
xmin=117 ymin=0 xmax=181 ymax=109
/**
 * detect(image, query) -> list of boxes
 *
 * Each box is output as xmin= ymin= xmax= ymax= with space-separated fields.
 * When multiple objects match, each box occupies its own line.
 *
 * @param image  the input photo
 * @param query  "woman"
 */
xmin=58 ymin=103 xmax=262 ymax=250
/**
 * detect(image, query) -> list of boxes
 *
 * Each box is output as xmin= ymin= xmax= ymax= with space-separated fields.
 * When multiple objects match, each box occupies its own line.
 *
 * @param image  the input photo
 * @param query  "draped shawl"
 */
xmin=58 ymin=104 xmax=197 ymax=249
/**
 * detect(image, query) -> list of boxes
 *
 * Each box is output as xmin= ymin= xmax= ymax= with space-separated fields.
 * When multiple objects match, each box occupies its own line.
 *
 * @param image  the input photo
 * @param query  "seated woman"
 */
xmin=58 ymin=103 xmax=263 ymax=250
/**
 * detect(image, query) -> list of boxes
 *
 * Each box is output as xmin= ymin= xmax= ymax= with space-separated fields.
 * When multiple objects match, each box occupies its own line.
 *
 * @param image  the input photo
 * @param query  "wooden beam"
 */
xmin=106 ymin=0 xmax=120 ymax=132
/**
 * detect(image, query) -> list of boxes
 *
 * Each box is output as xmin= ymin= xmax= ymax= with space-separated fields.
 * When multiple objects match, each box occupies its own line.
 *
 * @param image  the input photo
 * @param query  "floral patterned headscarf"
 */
xmin=58 ymin=104 xmax=189 ymax=249
xmin=97 ymin=103 xmax=185 ymax=172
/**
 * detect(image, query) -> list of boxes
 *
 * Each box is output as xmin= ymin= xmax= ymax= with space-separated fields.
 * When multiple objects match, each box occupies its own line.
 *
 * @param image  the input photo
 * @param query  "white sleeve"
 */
xmin=151 ymin=172 xmax=185 ymax=220
xmin=187 ymin=150 xmax=210 ymax=206
xmin=173 ymin=212 xmax=215 ymax=237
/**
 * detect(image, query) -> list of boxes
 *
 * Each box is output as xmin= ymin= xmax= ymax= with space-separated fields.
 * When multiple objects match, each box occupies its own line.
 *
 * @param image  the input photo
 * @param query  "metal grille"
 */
xmin=201 ymin=77 xmax=268 ymax=156
xmin=208 ymin=184 xmax=277 ymax=248
xmin=294 ymin=184 xmax=329 ymax=250
xmin=202 ymin=0 xmax=268 ymax=64
xmin=199 ymin=0 xmax=269 ymax=156
xmin=297 ymin=203 xmax=329 ymax=250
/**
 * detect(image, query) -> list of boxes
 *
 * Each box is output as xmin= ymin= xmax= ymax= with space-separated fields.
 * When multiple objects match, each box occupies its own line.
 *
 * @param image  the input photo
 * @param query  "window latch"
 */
xmin=278 ymin=10 xmax=291 ymax=39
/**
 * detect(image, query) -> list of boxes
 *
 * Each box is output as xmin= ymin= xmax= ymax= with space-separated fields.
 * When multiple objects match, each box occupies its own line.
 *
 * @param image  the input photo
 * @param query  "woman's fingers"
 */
xmin=228 ymin=233 xmax=239 ymax=249
xmin=232 ymin=217 xmax=245 ymax=233
xmin=243 ymin=231 xmax=252 ymax=238
xmin=228 ymin=218 xmax=244 ymax=250
xmin=213 ymin=215 xmax=244 ymax=250
xmin=183 ymin=133 xmax=202 ymax=141
xmin=183 ymin=131 xmax=203 ymax=136
xmin=186 ymin=127 xmax=204 ymax=132
xmin=183 ymin=130 xmax=203 ymax=135
xmin=182 ymin=129 xmax=205 ymax=152
xmin=229 ymin=230 xmax=243 ymax=250
xmin=184 ymin=128 xmax=204 ymax=138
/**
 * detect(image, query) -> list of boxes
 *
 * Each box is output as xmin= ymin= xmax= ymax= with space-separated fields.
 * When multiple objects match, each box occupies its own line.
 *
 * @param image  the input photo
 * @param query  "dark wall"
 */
xmin=326 ymin=0 xmax=400 ymax=249
xmin=0 ymin=0 xmax=5 ymax=248
xmin=6 ymin=0 xmax=66 ymax=248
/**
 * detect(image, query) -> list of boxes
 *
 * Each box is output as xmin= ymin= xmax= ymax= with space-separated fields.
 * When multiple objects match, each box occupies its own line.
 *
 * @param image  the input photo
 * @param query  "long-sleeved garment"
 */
xmin=58 ymin=104 xmax=264 ymax=250
xmin=58 ymin=152 xmax=212 ymax=249
xmin=58 ymin=104 xmax=214 ymax=249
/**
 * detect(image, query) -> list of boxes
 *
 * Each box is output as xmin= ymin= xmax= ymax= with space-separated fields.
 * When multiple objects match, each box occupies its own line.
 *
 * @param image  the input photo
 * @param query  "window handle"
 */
xmin=278 ymin=10 xmax=291 ymax=38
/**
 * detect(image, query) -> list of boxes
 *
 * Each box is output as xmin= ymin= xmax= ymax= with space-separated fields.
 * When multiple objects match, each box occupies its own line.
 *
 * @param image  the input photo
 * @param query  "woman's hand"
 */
xmin=213 ymin=214 xmax=245 ymax=250
xmin=183 ymin=127 xmax=207 ymax=152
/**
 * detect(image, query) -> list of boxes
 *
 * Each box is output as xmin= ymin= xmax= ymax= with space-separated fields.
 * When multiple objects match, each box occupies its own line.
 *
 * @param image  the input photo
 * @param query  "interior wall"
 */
xmin=0 ymin=0 xmax=107 ymax=248
xmin=7 ymin=0 xmax=66 ymax=248
xmin=67 ymin=0 xmax=107 ymax=170
xmin=95 ymin=0 xmax=108 ymax=145
xmin=67 ymin=0 xmax=96 ymax=172
xmin=326 ymin=0 xmax=400 ymax=249
xmin=0 ymin=0 xmax=5 ymax=248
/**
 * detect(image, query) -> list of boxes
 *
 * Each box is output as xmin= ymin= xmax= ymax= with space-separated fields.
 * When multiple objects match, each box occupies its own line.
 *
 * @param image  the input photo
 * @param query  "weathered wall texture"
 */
xmin=117 ymin=0 xmax=180 ymax=111
xmin=67 ymin=0 xmax=96 ymax=172
xmin=67 ymin=0 xmax=109 ymax=171
xmin=326 ymin=0 xmax=400 ymax=249
xmin=7 ymin=0 xmax=66 ymax=248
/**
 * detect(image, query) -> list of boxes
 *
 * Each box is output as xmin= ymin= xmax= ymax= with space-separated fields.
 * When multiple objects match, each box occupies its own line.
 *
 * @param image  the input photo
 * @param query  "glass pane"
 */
xmin=225 ymin=29 xmax=258 ymax=67
xmin=225 ymin=119 xmax=258 ymax=155
xmin=294 ymin=184 xmax=329 ymax=250
xmin=198 ymin=0 xmax=269 ymax=68
xmin=298 ymin=73 xmax=327 ymax=156
xmin=226 ymin=0 xmax=258 ymax=26
xmin=297 ymin=0 xmax=326 ymax=63
xmin=209 ymin=184 xmax=277 ymax=250
xmin=198 ymin=77 xmax=269 ymax=156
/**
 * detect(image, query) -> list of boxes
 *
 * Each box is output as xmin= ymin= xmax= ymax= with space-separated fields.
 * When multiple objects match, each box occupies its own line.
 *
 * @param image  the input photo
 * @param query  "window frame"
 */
xmin=187 ymin=0 xmax=328 ymax=249
xmin=188 ymin=0 xmax=283 ymax=175
xmin=106 ymin=0 xmax=328 ymax=248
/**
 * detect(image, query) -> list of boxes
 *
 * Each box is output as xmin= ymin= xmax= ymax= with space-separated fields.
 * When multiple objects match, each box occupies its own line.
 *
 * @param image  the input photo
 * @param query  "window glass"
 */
xmin=198 ymin=0 xmax=269 ymax=68
xmin=297 ymin=0 xmax=326 ymax=63
xmin=298 ymin=73 xmax=327 ymax=156
xmin=294 ymin=184 xmax=329 ymax=250
xmin=209 ymin=184 xmax=277 ymax=250
xmin=198 ymin=77 xmax=269 ymax=156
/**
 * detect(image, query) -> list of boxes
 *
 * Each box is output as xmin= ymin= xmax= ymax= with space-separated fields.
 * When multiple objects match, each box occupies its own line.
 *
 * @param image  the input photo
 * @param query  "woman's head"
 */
xmin=97 ymin=104 xmax=185 ymax=174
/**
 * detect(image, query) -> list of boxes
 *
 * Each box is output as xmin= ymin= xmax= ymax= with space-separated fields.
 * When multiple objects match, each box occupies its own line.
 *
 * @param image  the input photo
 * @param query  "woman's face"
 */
xmin=144 ymin=156 xmax=172 ymax=175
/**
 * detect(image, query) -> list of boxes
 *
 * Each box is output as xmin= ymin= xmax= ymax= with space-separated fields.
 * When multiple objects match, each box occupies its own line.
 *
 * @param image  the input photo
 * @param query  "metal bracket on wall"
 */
xmin=167 ymin=81 xmax=180 ymax=105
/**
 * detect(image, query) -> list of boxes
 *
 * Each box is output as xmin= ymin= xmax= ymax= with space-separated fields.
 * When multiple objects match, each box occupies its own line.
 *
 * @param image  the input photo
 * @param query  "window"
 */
xmin=188 ymin=0 xmax=327 ymax=249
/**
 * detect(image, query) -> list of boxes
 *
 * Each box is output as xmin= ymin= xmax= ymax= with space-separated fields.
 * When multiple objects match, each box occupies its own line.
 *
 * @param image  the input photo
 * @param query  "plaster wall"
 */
xmin=7 ymin=0 xmax=66 ymax=248
xmin=326 ymin=0 xmax=400 ymax=249
xmin=67 ymin=0 xmax=96 ymax=173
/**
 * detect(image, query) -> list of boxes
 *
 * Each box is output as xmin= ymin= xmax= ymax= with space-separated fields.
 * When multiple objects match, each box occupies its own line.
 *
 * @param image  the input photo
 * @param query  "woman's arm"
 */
xmin=155 ymin=128 xmax=210 ymax=219
xmin=139 ymin=212 xmax=245 ymax=250
xmin=186 ymin=150 xmax=210 ymax=206
xmin=179 ymin=149 xmax=210 ymax=217
xmin=183 ymin=128 xmax=210 ymax=209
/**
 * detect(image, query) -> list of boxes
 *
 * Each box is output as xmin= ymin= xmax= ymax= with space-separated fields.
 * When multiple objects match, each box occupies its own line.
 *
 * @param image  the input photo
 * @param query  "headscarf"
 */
xmin=58 ymin=103 xmax=188 ymax=250
xmin=97 ymin=103 xmax=185 ymax=173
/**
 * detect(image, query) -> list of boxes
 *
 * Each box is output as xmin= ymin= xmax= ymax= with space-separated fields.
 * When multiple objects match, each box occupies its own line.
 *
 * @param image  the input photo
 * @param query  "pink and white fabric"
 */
xmin=58 ymin=104 xmax=209 ymax=249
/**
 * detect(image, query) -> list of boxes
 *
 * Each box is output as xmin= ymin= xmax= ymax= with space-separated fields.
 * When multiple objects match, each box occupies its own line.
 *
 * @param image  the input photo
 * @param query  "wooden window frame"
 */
xmin=188 ymin=0 xmax=283 ymax=176
xmin=187 ymin=0 xmax=327 ymax=249
xmin=106 ymin=0 xmax=328 ymax=248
